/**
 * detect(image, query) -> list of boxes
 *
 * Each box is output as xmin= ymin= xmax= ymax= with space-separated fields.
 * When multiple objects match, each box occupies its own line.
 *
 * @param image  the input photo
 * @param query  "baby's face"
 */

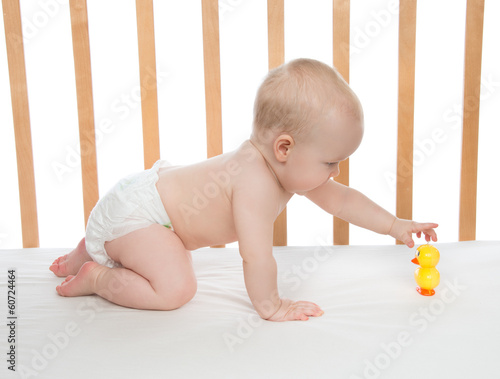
xmin=281 ymin=111 xmax=363 ymax=195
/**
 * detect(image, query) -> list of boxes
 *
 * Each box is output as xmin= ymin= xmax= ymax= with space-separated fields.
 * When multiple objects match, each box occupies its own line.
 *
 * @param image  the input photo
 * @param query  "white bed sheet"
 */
xmin=1 ymin=241 xmax=499 ymax=379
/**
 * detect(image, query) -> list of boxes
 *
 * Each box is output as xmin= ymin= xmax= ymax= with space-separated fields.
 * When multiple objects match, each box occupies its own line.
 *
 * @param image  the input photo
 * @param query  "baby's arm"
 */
xmin=306 ymin=180 xmax=438 ymax=247
xmin=232 ymin=185 xmax=323 ymax=321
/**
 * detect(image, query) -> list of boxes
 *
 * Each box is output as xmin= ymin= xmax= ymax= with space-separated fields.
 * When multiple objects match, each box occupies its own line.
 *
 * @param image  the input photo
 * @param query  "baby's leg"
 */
xmin=50 ymin=237 xmax=92 ymax=277
xmin=56 ymin=224 xmax=197 ymax=310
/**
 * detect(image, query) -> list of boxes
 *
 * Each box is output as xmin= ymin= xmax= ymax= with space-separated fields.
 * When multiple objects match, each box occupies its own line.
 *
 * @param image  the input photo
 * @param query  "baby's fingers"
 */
xmin=284 ymin=301 xmax=324 ymax=321
xmin=427 ymin=229 xmax=438 ymax=242
xmin=402 ymin=235 xmax=415 ymax=249
xmin=414 ymin=223 xmax=438 ymax=243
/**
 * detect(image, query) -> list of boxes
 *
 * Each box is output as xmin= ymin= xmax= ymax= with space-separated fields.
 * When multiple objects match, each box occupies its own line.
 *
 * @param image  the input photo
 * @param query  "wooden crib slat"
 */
xmin=136 ymin=0 xmax=160 ymax=169
xmin=201 ymin=0 xmax=225 ymax=248
xmin=2 ymin=0 xmax=39 ymax=248
xmin=267 ymin=0 xmax=284 ymax=70
xmin=267 ymin=0 xmax=287 ymax=246
xmin=69 ymin=0 xmax=99 ymax=227
xmin=201 ymin=0 xmax=223 ymax=159
xmin=332 ymin=0 xmax=350 ymax=245
xmin=396 ymin=0 xmax=417 ymax=243
xmin=459 ymin=0 xmax=484 ymax=241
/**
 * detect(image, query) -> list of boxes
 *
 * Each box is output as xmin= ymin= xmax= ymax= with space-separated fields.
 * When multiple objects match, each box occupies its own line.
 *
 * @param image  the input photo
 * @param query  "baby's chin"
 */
xmin=292 ymin=185 xmax=321 ymax=196
xmin=294 ymin=178 xmax=334 ymax=196
xmin=293 ymin=190 xmax=308 ymax=196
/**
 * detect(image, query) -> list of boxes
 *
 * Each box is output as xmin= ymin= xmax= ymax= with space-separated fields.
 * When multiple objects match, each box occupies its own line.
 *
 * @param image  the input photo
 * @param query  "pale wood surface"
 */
xmin=332 ymin=0 xmax=350 ymax=246
xmin=396 ymin=0 xmax=417 ymax=244
xmin=267 ymin=0 xmax=287 ymax=246
xmin=202 ymin=0 xmax=224 ymax=248
xmin=201 ymin=0 xmax=223 ymax=159
xmin=267 ymin=0 xmax=284 ymax=70
xmin=69 ymin=0 xmax=99 ymax=227
xmin=136 ymin=0 xmax=160 ymax=169
xmin=2 ymin=0 xmax=39 ymax=247
xmin=459 ymin=0 xmax=484 ymax=241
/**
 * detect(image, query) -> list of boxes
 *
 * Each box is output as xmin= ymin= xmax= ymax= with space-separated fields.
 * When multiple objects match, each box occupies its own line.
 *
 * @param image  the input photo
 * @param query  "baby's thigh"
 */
xmin=105 ymin=224 xmax=196 ymax=291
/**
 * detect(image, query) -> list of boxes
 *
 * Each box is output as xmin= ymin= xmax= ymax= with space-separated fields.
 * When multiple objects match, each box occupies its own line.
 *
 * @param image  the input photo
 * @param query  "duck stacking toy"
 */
xmin=411 ymin=244 xmax=440 ymax=296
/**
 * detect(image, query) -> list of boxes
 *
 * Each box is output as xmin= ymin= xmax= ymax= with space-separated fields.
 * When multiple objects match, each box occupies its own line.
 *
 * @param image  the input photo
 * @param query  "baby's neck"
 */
xmin=247 ymin=139 xmax=284 ymax=191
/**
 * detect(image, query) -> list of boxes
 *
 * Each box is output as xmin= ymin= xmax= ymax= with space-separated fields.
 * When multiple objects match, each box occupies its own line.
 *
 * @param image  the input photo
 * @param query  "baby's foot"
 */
xmin=56 ymin=261 xmax=101 ymax=297
xmin=50 ymin=238 xmax=92 ymax=277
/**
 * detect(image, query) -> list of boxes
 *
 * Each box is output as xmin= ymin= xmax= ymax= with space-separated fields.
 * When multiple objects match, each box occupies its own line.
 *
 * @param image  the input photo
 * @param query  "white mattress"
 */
xmin=2 ymin=241 xmax=499 ymax=379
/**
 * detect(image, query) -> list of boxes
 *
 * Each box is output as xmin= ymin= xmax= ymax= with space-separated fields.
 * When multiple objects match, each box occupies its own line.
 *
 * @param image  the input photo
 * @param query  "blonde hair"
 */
xmin=252 ymin=58 xmax=363 ymax=143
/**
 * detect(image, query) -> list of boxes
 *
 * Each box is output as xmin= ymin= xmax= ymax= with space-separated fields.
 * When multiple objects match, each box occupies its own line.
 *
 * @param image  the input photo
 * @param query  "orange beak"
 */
xmin=411 ymin=258 xmax=419 ymax=265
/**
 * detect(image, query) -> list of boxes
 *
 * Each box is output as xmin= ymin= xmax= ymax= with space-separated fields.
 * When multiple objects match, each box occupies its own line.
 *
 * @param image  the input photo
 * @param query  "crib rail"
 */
xmin=332 ymin=0 xmax=350 ymax=245
xmin=69 ymin=0 xmax=99 ymax=228
xmin=2 ymin=0 xmax=38 ymax=247
xmin=459 ymin=0 xmax=484 ymax=241
xmin=136 ymin=0 xmax=161 ymax=170
xmin=2 ymin=0 xmax=485 ymax=248
xmin=267 ymin=0 xmax=286 ymax=246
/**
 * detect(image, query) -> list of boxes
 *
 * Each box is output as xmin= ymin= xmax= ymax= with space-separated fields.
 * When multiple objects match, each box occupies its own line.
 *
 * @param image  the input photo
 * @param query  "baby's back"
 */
xmin=156 ymin=140 xmax=278 ymax=250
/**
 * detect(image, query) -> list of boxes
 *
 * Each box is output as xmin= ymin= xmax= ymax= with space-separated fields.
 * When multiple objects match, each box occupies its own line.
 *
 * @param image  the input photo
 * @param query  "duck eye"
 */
xmin=416 ymin=251 xmax=420 ymax=257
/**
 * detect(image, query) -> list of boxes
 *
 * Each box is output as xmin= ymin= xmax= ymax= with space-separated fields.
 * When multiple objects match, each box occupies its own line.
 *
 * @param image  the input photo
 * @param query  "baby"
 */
xmin=50 ymin=58 xmax=438 ymax=321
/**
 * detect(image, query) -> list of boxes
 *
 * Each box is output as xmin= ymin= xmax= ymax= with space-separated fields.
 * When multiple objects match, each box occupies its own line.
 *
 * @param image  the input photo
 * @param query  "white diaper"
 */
xmin=85 ymin=160 xmax=172 ymax=268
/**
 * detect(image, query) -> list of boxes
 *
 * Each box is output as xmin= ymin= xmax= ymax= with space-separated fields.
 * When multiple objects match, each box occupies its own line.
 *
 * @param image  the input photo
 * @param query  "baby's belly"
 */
xmin=175 ymin=217 xmax=238 ymax=250
xmin=170 ymin=209 xmax=238 ymax=250
xmin=157 ymin=174 xmax=237 ymax=249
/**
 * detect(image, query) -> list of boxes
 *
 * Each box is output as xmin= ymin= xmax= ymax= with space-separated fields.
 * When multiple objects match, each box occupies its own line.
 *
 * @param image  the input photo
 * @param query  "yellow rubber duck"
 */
xmin=411 ymin=244 xmax=440 ymax=296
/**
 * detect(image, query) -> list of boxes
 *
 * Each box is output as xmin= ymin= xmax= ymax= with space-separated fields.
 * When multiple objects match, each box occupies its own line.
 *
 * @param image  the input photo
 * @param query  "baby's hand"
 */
xmin=389 ymin=218 xmax=438 ymax=248
xmin=266 ymin=298 xmax=324 ymax=322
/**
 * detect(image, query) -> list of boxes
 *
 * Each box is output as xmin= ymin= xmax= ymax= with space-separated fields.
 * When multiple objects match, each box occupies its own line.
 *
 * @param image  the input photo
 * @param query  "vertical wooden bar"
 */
xmin=396 ymin=0 xmax=417 ymax=244
xmin=267 ymin=0 xmax=284 ymax=69
xmin=2 ymin=0 xmax=39 ymax=247
xmin=267 ymin=0 xmax=287 ymax=246
xmin=201 ymin=0 xmax=223 ymax=159
xmin=459 ymin=0 xmax=484 ymax=241
xmin=332 ymin=0 xmax=350 ymax=245
xmin=69 ymin=0 xmax=99 ymax=227
xmin=201 ymin=0 xmax=224 ymax=248
xmin=136 ymin=0 xmax=160 ymax=169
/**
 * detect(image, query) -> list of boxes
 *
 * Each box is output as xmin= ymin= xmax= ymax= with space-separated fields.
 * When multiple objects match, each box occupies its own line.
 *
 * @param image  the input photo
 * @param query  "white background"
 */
xmin=1 ymin=0 xmax=499 ymax=249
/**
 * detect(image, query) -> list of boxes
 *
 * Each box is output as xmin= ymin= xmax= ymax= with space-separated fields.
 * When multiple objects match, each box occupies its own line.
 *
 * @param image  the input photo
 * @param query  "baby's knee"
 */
xmin=157 ymin=277 xmax=197 ymax=311
xmin=177 ymin=279 xmax=197 ymax=307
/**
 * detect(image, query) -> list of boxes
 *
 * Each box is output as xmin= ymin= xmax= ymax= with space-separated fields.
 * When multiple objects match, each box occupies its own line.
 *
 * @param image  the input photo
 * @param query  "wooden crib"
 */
xmin=2 ymin=1 xmax=499 ymax=378
xmin=3 ymin=0 xmax=488 ymax=248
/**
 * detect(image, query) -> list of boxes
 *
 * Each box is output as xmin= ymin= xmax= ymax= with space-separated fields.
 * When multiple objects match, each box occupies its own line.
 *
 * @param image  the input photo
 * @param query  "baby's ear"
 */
xmin=274 ymin=134 xmax=295 ymax=162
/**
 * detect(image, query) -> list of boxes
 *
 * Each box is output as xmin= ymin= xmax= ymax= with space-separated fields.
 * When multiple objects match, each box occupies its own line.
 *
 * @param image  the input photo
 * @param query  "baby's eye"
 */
xmin=326 ymin=162 xmax=337 ymax=166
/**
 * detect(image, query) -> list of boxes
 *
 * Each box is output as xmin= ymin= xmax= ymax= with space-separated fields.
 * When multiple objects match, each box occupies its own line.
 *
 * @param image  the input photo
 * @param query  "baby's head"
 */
xmin=251 ymin=58 xmax=364 ymax=193
xmin=252 ymin=58 xmax=363 ymax=145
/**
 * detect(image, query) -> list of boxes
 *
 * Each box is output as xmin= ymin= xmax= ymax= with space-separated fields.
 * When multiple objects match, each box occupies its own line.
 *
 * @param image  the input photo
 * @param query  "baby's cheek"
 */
xmin=308 ymin=172 xmax=328 ymax=189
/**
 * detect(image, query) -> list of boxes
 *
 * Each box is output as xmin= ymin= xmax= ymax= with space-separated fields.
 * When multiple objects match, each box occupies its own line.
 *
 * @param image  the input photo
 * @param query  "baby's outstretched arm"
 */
xmin=306 ymin=179 xmax=438 ymax=247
